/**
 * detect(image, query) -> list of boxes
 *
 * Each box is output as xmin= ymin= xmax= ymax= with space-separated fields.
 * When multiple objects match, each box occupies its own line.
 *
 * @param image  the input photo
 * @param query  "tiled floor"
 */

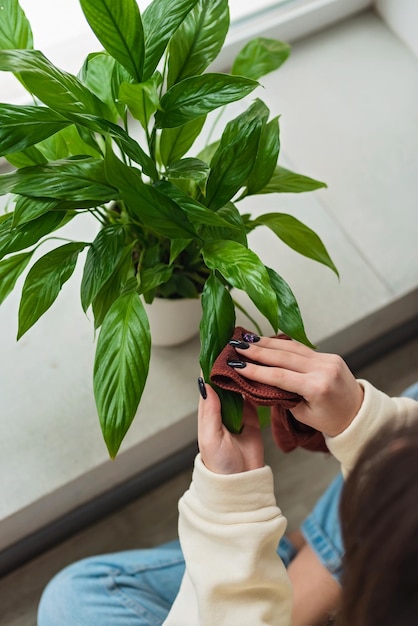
xmin=1 ymin=335 xmax=417 ymax=626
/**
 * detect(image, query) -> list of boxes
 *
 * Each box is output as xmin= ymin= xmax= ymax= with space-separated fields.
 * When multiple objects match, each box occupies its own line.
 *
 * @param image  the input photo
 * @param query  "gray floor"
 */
xmin=1 ymin=336 xmax=418 ymax=626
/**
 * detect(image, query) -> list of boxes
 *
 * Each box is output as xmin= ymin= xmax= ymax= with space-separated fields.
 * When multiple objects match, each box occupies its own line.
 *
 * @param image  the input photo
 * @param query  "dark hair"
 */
xmin=337 ymin=421 xmax=418 ymax=626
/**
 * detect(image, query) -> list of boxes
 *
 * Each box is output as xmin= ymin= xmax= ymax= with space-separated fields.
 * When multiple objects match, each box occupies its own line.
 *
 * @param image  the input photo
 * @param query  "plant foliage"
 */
xmin=0 ymin=0 xmax=337 ymax=457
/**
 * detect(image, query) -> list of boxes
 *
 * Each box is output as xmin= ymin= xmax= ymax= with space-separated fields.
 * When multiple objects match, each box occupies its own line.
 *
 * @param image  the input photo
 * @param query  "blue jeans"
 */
xmin=38 ymin=382 xmax=418 ymax=626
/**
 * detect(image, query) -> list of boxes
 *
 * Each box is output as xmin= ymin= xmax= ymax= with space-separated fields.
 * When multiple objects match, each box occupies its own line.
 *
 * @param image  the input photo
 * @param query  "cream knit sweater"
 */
xmin=164 ymin=381 xmax=418 ymax=625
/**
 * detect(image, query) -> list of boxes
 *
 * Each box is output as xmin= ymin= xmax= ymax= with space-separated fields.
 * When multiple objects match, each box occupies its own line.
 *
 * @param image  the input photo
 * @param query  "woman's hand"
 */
xmin=230 ymin=337 xmax=364 ymax=437
xmin=198 ymin=383 xmax=265 ymax=474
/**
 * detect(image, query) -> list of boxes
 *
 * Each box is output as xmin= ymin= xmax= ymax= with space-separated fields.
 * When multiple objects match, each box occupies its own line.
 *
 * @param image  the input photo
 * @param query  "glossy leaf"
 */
xmin=166 ymin=158 xmax=209 ymax=186
xmin=155 ymin=74 xmax=258 ymax=128
xmin=167 ymin=0 xmax=229 ymax=86
xmin=92 ymin=246 xmax=133 ymax=329
xmin=259 ymin=165 xmax=327 ymax=194
xmin=118 ymin=73 xmax=162 ymax=129
xmin=142 ymin=0 xmax=199 ymax=80
xmin=0 ymin=158 xmax=117 ymax=202
xmin=80 ymin=0 xmax=144 ymax=82
xmin=0 ymin=49 xmax=112 ymax=119
xmin=104 ymin=149 xmax=195 ymax=239
xmin=199 ymin=202 xmax=247 ymax=246
xmin=0 ymin=0 xmax=33 ymax=49
xmin=203 ymin=240 xmax=278 ymax=331
xmin=13 ymin=197 xmax=58 ymax=227
xmin=6 ymin=146 xmax=48 ymax=168
xmin=159 ymin=116 xmax=206 ymax=166
xmin=246 ymin=116 xmax=280 ymax=195
xmin=18 ymin=242 xmax=86 ymax=338
xmin=266 ymin=267 xmax=315 ymax=348
xmin=138 ymin=263 xmax=173 ymax=294
xmin=93 ymin=290 xmax=151 ymax=458
xmin=79 ymin=52 xmax=119 ymax=122
xmin=199 ymin=273 xmax=242 ymax=432
xmin=232 ymin=38 xmax=290 ymax=80
xmin=206 ymin=100 xmax=265 ymax=210
xmin=0 ymin=211 xmax=67 ymax=261
xmin=254 ymin=213 xmax=339 ymax=275
xmin=36 ymin=124 xmax=102 ymax=161
xmin=0 ymin=251 xmax=33 ymax=305
xmin=0 ymin=104 xmax=70 ymax=157
xmin=81 ymin=225 xmax=126 ymax=312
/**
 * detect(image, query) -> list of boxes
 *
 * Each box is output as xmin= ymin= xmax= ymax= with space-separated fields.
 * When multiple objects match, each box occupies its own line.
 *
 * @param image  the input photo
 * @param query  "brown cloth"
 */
xmin=210 ymin=326 xmax=328 ymax=453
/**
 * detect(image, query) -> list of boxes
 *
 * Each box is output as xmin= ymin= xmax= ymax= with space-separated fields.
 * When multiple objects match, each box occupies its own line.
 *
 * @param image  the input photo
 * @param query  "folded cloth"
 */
xmin=210 ymin=326 xmax=328 ymax=453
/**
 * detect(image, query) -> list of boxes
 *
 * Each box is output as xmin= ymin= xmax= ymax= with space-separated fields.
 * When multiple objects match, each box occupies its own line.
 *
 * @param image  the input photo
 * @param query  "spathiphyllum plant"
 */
xmin=0 ymin=0 xmax=338 ymax=457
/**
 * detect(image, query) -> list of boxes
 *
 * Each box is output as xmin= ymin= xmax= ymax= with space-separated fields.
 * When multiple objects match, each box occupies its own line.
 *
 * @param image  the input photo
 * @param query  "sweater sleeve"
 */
xmin=163 ymin=454 xmax=292 ymax=626
xmin=325 ymin=379 xmax=418 ymax=477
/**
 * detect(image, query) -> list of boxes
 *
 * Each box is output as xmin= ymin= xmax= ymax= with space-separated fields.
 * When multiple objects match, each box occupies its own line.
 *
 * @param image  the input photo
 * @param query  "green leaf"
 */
xmin=80 ymin=0 xmax=144 ymax=82
xmin=159 ymin=116 xmax=206 ymax=166
xmin=0 ymin=104 xmax=71 ymax=157
xmin=92 ymin=246 xmax=133 ymax=329
xmin=199 ymin=202 xmax=247 ymax=246
xmin=166 ymin=157 xmax=209 ymax=186
xmin=266 ymin=267 xmax=315 ymax=348
xmin=254 ymin=213 xmax=339 ymax=276
xmin=81 ymin=225 xmax=126 ymax=312
xmin=36 ymin=124 xmax=102 ymax=161
xmin=104 ymin=148 xmax=195 ymax=239
xmin=0 ymin=158 xmax=117 ymax=202
xmin=13 ymin=197 xmax=58 ymax=227
xmin=206 ymin=99 xmax=265 ymax=210
xmin=155 ymin=74 xmax=258 ymax=128
xmin=169 ymin=238 xmax=192 ymax=265
xmin=0 ymin=250 xmax=33 ymax=305
xmin=232 ymin=38 xmax=290 ymax=80
xmin=118 ymin=73 xmax=162 ymax=129
xmin=6 ymin=145 xmax=48 ymax=168
xmin=203 ymin=240 xmax=278 ymax=331
xmin=0 ymin=49 xmax=112 ymax=119
xmin=138 ymin=263 xmax=173 ymax=294
xmin=17 ymin=242 xmax=86 ymax=338
xmin=199 ymin=273 xmax=242 ymax=432
xmin=93 ymin=290 xmax=151 ymax=458
xmin=79 ymin=52 xmax=119 ymax=122
xmin=0 ymin=0 xmax=33 ymax=49
xmin=0 ymin=211 xmax=67 ymax=261
xmin=259 ymin=165 xmax=327 ymax=194
xmin=155 ymin=180 xmax=232 ymax=228
xmin=246 ymin=116 xmax=280 ymax=195
xmin=142 ymin=0 xmax=200 ymax=80
xmin=167 ymin=0 xmax=229 ymax=87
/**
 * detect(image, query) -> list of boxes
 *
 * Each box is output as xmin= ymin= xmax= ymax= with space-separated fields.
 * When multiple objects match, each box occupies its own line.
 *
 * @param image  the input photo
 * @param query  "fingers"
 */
xmin=197 ymin=382 xmax=223 ymax=445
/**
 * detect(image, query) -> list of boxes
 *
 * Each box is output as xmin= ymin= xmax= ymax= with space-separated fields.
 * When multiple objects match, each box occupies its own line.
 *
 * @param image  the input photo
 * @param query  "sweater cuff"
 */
xmin=190 ymin=454 xmax=278 ymax=515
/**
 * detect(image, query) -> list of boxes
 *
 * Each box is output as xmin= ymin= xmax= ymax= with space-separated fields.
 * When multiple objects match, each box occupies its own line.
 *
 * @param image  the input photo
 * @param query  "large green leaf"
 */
xmin=79 ymin=52 xmax=119 ymax=122
xmin=206 ymin=99 xmax=265 ymax=210
xmin=13 ymin=197 xmax=58 ymax=227
xmin=0 ymin=250 xmax=33 ymax=305
xmin=138 ymin=263 xmax=173 ymax=294
xmin=6 ymin=145 xmax=48 ymax=168
xmin=254 ymin=213 xmax=339 ymax=276
xmin=0 ymin=211 xmax=67 ymax=261
xmin=203 ymin=240 xmax=278 ymax=331
xmin=18 ymin=242 xmax=86 ymax=338
xmin=0 ymin=49 xmax=112 ymax=119
xmin=155 ymin=73 xmax=258 ymax=128
xmin=80 ymin=0 xmax=144 ymax=82
xmin=198 ymin=201 xmax=247 ymax=246
xmin=104 ymin=148 xmax=195 ymax=239
xmin=266 ymin=267 xmax=315 ymax=348
xmin=118 ymin=73 xmax=162 ymax=129
xmin=0 ymin=158 xmax=117 ymax=202
xmin=232 ymin=38 xmax=290 ymax=80
xmin=0 ymin=104 xmax=70 ymax=157
xmin=92 ymin=246 xmax=133 ymax=329
xmin=93 ymin=290 xmax=151 ymax=458
xmin=167 ymin=0 xmax=229 ymax=87
xmin=199 ymin=273 xmax=242 ymax=432
xmin=0 ymin=0 xmax=33 ymax=49
xmin=246 ymin=116 xmax=280 ymax=195
xmin=159 ymin=116 xmax=206 ymax=166
xmin=259 ymin=165 xmax=327 ymax=194
xmin=35 ymin=124 xmax=102 ymax=161
xmin=81 ymin=225 xmax=126 ymax=312
xmin=142 ymin=0 xmax=199 ymax=80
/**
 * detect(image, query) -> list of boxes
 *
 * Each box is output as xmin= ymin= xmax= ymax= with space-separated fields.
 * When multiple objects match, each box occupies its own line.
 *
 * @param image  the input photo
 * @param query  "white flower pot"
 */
xmin=143 ymin=297 xmax=202 ymax=347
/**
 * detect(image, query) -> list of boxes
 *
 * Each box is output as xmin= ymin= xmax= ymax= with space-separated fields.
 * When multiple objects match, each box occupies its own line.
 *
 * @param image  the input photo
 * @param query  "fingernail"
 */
xmin=227 ymin=360 xmax=247 ymax=369
xmin=228 ymin=339 xmax=250 ymax=349
xmin=197 ymin=376 xmax=207 ymax=400
xmin=242 ymin=332 xmax=260 ymax=343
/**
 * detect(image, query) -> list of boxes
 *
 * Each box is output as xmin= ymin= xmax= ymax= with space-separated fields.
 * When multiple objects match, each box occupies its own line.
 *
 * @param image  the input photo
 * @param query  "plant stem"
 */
xmin=232 ymin=299 xmax=263 ymax=336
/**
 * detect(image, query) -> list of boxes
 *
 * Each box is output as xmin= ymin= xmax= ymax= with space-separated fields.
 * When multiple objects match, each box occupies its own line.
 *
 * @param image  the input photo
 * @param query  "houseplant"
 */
xmin=0 ymin=0 xmax=337 ymax=457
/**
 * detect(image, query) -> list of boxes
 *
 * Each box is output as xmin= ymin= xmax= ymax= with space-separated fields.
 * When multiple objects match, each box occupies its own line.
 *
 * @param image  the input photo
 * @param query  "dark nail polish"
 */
xmin=227 ymin=360 xmax=247 ymax=369
xmin=242 ymin=332 xmax=260 ymax=343
xmin=228 ymin=339 xmax=250 ymax=349
xmin=197 ymin=376 xmax=207 ymax=400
